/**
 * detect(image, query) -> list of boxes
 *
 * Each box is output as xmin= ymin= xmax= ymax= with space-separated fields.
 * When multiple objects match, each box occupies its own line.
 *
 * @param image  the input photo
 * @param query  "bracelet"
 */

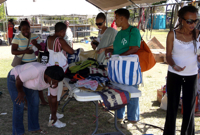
xmin=172 ymin=65 xmax=176 ymax=69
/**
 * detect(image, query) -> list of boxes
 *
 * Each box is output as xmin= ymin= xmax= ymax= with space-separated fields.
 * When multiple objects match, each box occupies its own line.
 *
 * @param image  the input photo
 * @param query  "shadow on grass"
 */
xmin=60 ymin=100 xmax=133 ymax=135
xmin=0 ymin=78 xmax=8 ymax=90
xmin=0 ymin=44 xmax=9 ymax=47
xmin=140 ymin=104 xmax=183 ymax=119
xmin=151 ymin=100 xmax=160 ymax=107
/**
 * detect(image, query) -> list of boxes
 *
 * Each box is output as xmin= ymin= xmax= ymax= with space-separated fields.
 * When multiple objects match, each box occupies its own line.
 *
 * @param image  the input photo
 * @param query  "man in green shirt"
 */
xmin=106 ymin=8 xmax=141 ymax=129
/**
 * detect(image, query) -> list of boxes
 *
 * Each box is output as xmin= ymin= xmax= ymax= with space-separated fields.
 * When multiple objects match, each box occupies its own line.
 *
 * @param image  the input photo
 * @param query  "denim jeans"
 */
xmin=117 ymin=85 xmax=140 ymax=121
xmin=7 ymin=71 xmax=40 ymax=135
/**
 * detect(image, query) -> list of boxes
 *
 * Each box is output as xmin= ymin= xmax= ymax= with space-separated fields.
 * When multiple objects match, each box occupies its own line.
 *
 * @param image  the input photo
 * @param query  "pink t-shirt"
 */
xmin=10 ymin=62 xmax=50 ymax=90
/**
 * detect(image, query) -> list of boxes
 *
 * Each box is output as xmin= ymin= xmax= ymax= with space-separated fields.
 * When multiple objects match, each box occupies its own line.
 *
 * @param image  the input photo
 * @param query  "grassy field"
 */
xmin=1 ymin=29 xmax=200 ymax=135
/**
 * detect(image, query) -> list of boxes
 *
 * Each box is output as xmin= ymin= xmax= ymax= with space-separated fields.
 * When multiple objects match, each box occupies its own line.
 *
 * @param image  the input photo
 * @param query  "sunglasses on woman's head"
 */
xmin=182 ymin=18 xmax=199 ymax=24
xmin=96 ymin=22 xmax=104 ymax=26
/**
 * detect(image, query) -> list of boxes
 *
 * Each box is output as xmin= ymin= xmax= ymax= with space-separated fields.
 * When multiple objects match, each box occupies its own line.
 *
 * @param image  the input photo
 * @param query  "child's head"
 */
xmin=55 ymin=22 xmax=67 ymax=38
xmin=19 ymin=21 xmax=30 ymax=37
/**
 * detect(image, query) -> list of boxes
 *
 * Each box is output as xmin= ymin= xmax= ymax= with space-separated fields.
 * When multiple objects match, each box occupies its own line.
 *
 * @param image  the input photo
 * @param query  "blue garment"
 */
xmin=7 ymin=72 xmax=40 ymax=135
xmin=86 ymin=76 xmax=109 ymax=87
xmin=117 ymin=85 xmax=140 ymax=121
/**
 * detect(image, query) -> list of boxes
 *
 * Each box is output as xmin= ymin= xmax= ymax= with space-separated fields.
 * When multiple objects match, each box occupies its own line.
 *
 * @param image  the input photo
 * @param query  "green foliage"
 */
xmin=88 ymin=18 xmax=95 ymax=27
xmin=152 ymin=1 xmax=166 ymax=5
xmin=0 ymin=3 xmax=5 ymax=20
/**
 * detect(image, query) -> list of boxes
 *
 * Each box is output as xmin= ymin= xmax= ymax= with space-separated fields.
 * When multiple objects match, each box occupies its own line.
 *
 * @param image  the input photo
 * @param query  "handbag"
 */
xmin=129 ymin=27 xmax=156 ymax=72
xmin=107 ymin=54 xmax=142 ymax=86
xmin=66 ymin=48 xmax=81 ymax=64
xmin=11 ymin=35 xmax=31 ymax=67
xmin=38 ymin=36 xmax=49 ymax=65
xmin=97 ymin=87 xmax=130 ymax=110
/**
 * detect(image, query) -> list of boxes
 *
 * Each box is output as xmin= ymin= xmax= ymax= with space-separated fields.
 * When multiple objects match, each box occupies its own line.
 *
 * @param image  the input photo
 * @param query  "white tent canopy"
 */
xmin=6 ymin=0 xmax=100 ymax=16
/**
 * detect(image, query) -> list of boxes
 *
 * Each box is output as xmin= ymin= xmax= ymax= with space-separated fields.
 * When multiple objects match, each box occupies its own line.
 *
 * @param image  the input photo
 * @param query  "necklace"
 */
xmin=181 ymin=29 xmax=192 ymax=41
xmin=182 ymin=33 xmax=187 ymax=40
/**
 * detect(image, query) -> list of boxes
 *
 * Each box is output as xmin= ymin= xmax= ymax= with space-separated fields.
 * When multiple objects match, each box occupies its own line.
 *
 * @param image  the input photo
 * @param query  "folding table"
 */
xmin=62 ymin=78 xmax=141 ymax=135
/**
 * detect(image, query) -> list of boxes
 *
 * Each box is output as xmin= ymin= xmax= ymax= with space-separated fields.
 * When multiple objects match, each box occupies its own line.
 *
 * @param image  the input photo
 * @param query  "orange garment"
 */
xmin=8 ymin=24 xmax=13 ymax=38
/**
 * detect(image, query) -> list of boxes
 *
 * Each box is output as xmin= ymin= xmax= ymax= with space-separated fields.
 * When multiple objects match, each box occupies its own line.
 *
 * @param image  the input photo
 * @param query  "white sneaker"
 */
xmin=49 ymin=113 xmax=64 ymax=119
xmin=52 ymin=119 xmax=66 ymax=128
xmin=121 ymin=121 xmax=137 ymax=129
xmin=108 ymin=117 xmax=123 ymax=124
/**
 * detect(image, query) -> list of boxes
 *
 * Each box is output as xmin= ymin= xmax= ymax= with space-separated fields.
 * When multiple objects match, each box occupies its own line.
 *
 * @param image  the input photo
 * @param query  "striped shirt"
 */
xmin=12 ymin=33 xmax=40 ymax=62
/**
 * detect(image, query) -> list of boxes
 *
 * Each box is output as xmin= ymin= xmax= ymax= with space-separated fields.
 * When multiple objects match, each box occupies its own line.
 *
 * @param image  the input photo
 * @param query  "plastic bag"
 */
xmin=160 ymin=93 xmax=167 ymax=110
xmin=79 ymin=50 xmax=98 ymax=61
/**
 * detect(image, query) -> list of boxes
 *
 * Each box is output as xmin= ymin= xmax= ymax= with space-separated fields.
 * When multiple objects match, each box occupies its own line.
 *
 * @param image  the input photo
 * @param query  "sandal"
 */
xmin=31 ymin=129 xmax=48 ymax=134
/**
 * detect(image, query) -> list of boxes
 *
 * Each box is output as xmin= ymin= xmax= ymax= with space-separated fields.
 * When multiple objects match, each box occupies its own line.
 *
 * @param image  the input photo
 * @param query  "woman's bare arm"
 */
xmin=11 ymin=44 xmax=33 ymax=55
xmin=59 ymin=38 xmax=74 ymax=54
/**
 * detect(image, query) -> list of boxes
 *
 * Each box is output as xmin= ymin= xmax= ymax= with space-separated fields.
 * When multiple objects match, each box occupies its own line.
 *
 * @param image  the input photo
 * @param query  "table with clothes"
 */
xmin=61 ymin=55 xmax=142 ymax=135
xmin=62 ymin=78 xmax=141 ymax=135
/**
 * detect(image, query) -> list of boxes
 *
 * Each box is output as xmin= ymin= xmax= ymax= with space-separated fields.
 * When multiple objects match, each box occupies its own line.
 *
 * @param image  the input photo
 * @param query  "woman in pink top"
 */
xmin=7 ymin=62 xmax=64 ymax=135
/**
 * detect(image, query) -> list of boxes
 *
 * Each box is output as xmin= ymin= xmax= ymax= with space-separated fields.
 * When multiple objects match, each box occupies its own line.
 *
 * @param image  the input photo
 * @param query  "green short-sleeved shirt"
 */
xmin=113 ymin=25 xmax=141 ymax=55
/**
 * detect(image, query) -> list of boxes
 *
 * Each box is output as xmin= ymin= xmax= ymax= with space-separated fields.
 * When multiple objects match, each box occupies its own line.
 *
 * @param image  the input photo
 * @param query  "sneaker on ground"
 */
xmin=52 ymin=119 xmax=66 ymax=128
xmin=49 ymin=113 xmax=64 ymax=119
xmin=121 ymin=121 xmax=137 ymax=129
xmin=108 ymin=117 xmax=123 ymax=124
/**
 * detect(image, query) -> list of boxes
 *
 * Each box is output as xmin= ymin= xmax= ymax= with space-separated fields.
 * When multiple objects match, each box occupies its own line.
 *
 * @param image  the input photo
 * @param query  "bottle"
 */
xmin=55 ymin=62 xmax=59 ymax=66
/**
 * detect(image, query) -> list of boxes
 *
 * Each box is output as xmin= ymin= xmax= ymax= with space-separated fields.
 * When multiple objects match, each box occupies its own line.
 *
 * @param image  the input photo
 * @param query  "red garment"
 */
xmin=111 ymin=20 xmax=117 ymax=30
xmin=8 ymin=24 xmax=13 ymax=38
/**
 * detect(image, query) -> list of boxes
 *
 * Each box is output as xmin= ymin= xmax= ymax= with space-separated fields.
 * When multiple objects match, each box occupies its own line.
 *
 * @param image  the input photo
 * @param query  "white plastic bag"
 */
xmin=160 ymin=93 xmax=167 ymax=110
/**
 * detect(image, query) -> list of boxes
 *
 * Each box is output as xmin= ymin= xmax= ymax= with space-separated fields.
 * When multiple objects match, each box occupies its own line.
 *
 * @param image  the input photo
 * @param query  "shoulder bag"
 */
xmin=129 ymin=27 xmax=156 ymax=72
xmin=38 ymin=36 xmax=49 ymax=65
xmin=11 ymin=35 xmax=31 ymax=67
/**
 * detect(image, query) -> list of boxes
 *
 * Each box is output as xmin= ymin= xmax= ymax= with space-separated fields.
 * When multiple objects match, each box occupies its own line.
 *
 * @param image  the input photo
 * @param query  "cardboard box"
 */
xmin=157 ymin=89 xmax=165 ymax=103
xmin=147 ymin=36 xmax=165 ymax=49
xmin=152 ymin=52 xmax=166 ymax=62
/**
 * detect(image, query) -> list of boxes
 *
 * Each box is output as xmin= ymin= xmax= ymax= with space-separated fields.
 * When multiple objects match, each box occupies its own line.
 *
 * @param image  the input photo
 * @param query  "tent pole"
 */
xmin=4 ymin=2 xmax=8 ymax=45
xmin=40 ymin=15 xmax=42 ymax=36
xmin=105 ymin=12 xmax=108 ymax=27
xmin=73 ymin=14 xmax=75 ymax=42
xmin=129 ymin=0 xmax=140 ymax=8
